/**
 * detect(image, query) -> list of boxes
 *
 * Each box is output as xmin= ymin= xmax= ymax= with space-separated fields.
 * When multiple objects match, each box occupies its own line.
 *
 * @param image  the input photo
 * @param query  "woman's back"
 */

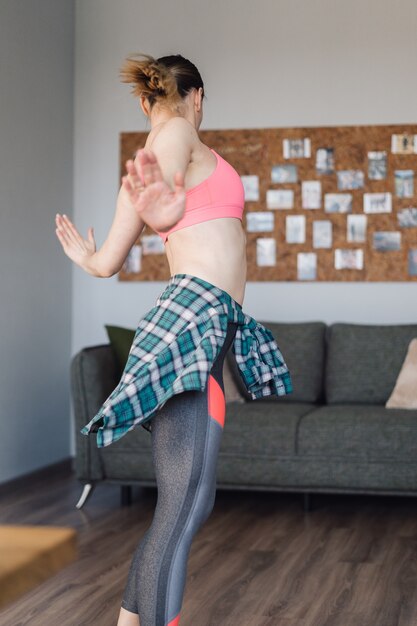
xmin=144 ymin=119 xmax=247 ymax=305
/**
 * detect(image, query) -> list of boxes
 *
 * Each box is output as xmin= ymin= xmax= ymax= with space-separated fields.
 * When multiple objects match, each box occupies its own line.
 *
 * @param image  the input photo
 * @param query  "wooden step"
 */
xmin=0 ymin=525 xmax=77 ymax=609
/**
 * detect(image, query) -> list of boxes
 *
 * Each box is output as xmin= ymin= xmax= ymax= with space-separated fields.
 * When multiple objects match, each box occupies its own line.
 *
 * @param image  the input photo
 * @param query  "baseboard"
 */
xmin=0 ymin=457 xmax=74 ymax=498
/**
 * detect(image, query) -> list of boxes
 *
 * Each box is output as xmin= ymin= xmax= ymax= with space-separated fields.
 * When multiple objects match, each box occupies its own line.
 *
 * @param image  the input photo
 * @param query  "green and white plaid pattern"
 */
xmin=80 ymin=273 xmax=293 ymax=448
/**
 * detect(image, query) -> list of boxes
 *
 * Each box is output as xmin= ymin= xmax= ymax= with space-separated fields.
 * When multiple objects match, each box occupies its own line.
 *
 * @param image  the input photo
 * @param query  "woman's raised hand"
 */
xmin=55 ymin=149 xmax=186 ymax=275
xmin=122 ymin=149 xmax=186 ymax=233
xmin=55 ymin=213 xmax=96 ymax=269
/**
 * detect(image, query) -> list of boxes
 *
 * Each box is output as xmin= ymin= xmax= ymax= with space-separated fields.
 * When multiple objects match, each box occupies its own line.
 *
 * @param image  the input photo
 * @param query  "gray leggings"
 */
xmin=121 ymin=320 xmax=239 ymax=625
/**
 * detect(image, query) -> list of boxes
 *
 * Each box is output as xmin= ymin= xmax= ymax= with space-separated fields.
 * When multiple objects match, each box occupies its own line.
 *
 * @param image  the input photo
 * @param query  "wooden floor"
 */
xmin=1 ymin=461 xmax=417 ymax=626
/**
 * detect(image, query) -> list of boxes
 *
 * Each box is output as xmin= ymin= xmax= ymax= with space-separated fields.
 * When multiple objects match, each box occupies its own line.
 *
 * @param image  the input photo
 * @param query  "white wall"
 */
xmin=73 ymin=0 xmax=417 ymax=368
xmin=0 ymin=0 xmax=74 ymax=483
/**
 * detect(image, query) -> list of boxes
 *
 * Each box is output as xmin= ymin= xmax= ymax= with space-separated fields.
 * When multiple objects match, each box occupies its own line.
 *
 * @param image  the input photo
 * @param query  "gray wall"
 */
xmin=72 ymin=0 xmax=417 ymax=369
xmin=2 ymin=1 xmax=415 ymax=469
xmin=0 ymin=0 xmax=74 ymax=483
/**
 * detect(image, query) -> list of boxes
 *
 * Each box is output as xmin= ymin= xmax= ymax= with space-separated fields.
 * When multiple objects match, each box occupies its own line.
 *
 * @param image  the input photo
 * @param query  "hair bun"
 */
xmin=119 ymin=52 xmax=205 ymax=113
xmin=144 ymin=66 xmax=167 ymax=96
xmin=119 ymin=53 xmax=178 ymax=105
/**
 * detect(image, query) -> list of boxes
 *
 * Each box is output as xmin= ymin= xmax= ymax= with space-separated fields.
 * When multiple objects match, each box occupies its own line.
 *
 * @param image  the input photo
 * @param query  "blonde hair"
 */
xmin=119 ymin=52 xmax=205 ymax=111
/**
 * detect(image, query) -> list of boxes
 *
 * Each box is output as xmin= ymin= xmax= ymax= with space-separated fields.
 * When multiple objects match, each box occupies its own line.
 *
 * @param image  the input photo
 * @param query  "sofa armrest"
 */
xmin=71 ymin=344 xmax=120 ymax=481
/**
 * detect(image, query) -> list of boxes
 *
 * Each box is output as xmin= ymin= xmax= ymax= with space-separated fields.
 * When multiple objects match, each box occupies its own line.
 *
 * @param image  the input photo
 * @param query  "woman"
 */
xmin=55 ymin=53 xmax=293 ymax=626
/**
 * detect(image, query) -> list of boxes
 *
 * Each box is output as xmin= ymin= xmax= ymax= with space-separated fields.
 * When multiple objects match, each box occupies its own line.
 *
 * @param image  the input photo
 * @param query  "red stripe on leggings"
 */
xmin=167 ymin=612 xmax=180 ymax=626
xmin=208 ymin=374 xmax=225 ymax=428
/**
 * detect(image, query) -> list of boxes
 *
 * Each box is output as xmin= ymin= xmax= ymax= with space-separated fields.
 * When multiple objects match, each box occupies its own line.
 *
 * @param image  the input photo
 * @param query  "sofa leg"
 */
xmin=303 ymin=492 xmax=314 ymax=512
xmin=76 ymin=483 xmax=95 ymax=509
xmin=121 ymin=485 xmax=133 ymax=506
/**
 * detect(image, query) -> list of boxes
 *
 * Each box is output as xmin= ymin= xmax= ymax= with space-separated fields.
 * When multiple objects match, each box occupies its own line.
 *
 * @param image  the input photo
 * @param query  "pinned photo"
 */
xmin=316 ymin=148 xmax=335 ymax=175
xmin=324 ymin=193 xmax=352 ymax=213
xmin=395 ymin=170 xmax=414 ymax=197
xmin=368 ymin=151 xmax=387 ymax=180
xmin=246 ymin=211 xmax=274 ymax=232
xmin=283 ymin=138 xmax=311 ymax=159
xmin=141 ymin=234 xmax=165 ymax=255
xmin=313 ymin=220 xmax=332 ymax=248
xmin=122 ymin=244 xmax=142 ymax=274
xmin=241 ymin=175 xmax=260 ymax=201
xmin=409 ymin=249 xmax=417 ymax=276
xmin=286 ymin=215 xmax=306 ymax=243
xmin=256 ymin=238 xmax=276 ymax=266
xmin=297 ymin=252 xmax=317 ymax=280
xmin=347 ymin=215 xmax=367 ymax=243
xmin=398 ymin=207 xmax=417 ymax=228
xmin=271 ymin=164 xmax=298 ymax=183
xmin=302 ymin=181 xmax=321 ymax=209
xmin=391 ymin=133 xmax=417 ymax=154
xmin=363 ymin=192 xmax=392 ymax=213
xmin=373 ymin=231 xmax=401 ymax=251
xmin=337 ymin=170 xmax=365 ymax=190
xmin=334 ymin=249 xmax=364 ymax=270
xmin=266 ymin=189 xmax=294 ymax=209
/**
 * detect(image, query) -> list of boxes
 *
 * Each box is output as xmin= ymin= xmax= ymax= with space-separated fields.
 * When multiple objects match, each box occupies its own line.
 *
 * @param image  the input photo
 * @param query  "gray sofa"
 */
xmin=71 ymin=322 xmax=417 ymax=510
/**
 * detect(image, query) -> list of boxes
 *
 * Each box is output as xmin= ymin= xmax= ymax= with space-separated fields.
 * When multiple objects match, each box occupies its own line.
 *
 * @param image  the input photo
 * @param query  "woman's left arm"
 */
xmin=55 ymin=183 xmax=146 ymax=277
xmin=56 ymin=118 xmax=190 ymax=276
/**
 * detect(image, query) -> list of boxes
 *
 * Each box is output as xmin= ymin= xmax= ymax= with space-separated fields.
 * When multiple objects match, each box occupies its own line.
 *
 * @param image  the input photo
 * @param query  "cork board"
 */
xmin=118 ymin=124 xmax=417 ymax=282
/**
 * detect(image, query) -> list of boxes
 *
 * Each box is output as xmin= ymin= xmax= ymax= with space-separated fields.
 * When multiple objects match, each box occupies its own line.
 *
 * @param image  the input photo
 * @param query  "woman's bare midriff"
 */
xmin=144 ymin=124 xmax=247 ymax=306
xmin=164 ymin=217 xmax=247 ymax=306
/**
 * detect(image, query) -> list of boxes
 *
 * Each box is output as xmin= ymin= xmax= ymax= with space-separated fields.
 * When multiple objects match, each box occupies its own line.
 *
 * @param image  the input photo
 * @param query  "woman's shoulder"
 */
xmin=148 ymin=116 xmax=199 ymax=147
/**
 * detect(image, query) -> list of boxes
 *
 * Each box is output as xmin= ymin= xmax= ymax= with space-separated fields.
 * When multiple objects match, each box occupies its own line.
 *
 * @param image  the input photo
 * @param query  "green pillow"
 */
xmin=105 ymin=325 xmax=135 ymax=372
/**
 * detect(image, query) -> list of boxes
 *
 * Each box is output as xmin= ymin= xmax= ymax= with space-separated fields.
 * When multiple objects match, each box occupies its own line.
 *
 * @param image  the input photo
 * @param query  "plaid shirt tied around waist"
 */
xmin=80 ymin=273 xmax=293 ymax=448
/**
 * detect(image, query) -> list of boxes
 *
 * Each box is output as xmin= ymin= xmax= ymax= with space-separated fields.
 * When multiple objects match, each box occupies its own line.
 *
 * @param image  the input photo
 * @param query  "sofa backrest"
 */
xmin=71 ymin=344 xmax=120 ymax=416
xmin=325 ymin=323 xmax=417 ymax=404
xmin=226 ymin=321 xmax=327 ymax=403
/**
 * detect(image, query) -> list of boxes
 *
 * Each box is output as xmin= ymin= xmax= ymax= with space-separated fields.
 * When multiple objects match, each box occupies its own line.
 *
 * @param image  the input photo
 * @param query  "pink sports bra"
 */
xmin=154 ymin=148 xmax=245 ymax=243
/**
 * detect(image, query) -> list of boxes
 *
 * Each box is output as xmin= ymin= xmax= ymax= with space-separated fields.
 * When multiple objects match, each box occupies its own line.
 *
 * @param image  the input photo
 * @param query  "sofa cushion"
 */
xmin=325 ymin=323 xmax=417 ymax=404
xmin=296 ymin=404 xmax=417 ymax=461
xmin=221 ymin=401 xmax=318 ymax=456
xmin=105 ymin=325 xmax=135 ymax=370
xmin=226 ymin=321 xmax=326 ymax=403
xmin=386 ymin=338 xmax=417 ymax=409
